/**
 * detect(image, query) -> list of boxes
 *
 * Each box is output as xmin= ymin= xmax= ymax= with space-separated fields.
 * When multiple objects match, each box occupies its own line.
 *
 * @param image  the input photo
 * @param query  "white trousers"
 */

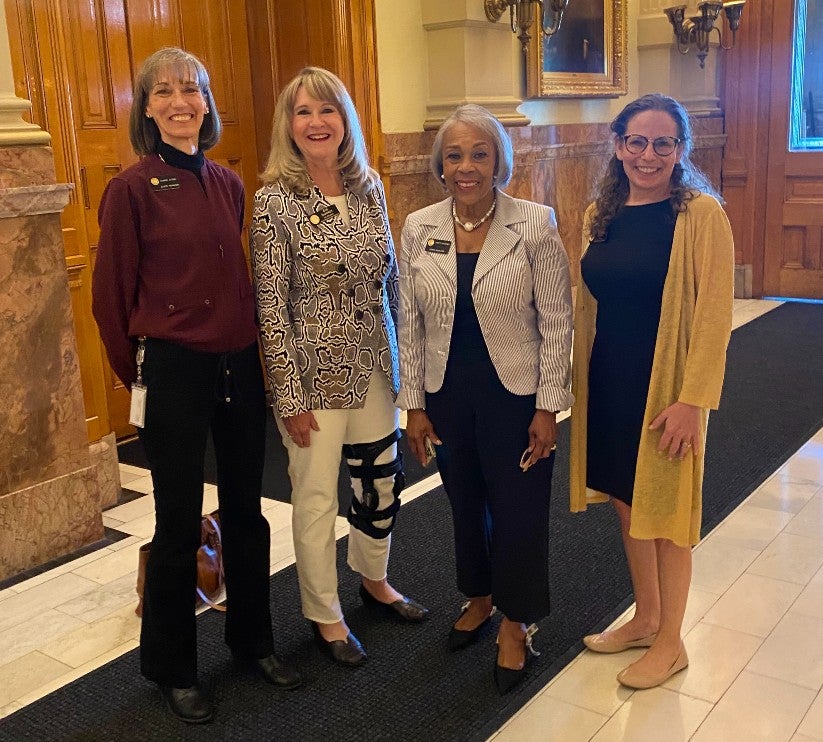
xmin=278 ymin=373 xmax=400 ymax=624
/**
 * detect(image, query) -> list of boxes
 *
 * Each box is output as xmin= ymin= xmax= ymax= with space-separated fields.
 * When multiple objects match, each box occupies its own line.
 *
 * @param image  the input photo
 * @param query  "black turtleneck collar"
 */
xmin=156 ymin=140 xmax=205 ymax=175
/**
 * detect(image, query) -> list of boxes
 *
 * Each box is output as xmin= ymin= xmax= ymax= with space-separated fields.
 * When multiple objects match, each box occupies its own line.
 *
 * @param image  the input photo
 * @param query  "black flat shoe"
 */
xmin=234 ymin=652 xmax=304 ymax=690
xmin=447 ymin=602 xmax=497 ymax=651
xmin=493 ymin=624 xmax=540 ymax=695
xmin=158 ymin=684 xmax=213 ymax=724
xmin=311 ymin=622 xmax=367 ymax=667
xmin=359 ymin=584 xmax=430 ymax=623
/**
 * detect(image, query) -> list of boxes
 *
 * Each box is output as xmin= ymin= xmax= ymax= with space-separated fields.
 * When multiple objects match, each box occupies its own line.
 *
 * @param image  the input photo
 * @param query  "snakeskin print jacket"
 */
xmin=251 ymin=179 xmax=400 ymax=418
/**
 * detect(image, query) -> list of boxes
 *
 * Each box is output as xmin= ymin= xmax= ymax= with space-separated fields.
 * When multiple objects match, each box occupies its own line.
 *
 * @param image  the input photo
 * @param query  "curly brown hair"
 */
xmin=588 ymin=93 xmax=721 ymax=242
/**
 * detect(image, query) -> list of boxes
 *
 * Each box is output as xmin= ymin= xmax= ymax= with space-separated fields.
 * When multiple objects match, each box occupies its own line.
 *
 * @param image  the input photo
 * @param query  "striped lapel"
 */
xmin=473 ymin=192 xmax=524 ymax=287
xmin=420 ymin=199 xmax=458 ymax=285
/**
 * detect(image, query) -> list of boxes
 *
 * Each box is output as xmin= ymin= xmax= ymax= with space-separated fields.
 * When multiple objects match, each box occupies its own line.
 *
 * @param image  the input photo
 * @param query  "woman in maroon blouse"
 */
xmin=92 ymin=48 xmax=301 ymax=724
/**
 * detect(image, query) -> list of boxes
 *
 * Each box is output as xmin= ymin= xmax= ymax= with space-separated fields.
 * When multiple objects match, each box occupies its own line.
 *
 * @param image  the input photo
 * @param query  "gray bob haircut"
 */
xmin=129 ymin=47 xmax=221 ymax=156
xmin=431 ymin=104 xmax=513 ymax=188
xmin=260 ymin=66 xmax=378 ymax=196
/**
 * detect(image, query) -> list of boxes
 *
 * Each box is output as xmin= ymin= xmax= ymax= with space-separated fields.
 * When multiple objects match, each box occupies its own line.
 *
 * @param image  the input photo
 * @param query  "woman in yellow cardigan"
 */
xmin=570 ymin=93 xmax=734 ymax=690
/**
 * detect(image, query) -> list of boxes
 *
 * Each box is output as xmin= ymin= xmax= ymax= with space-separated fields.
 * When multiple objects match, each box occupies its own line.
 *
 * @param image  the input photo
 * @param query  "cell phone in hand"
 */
xmin=424 ymin=437 xmax=436 ymax=466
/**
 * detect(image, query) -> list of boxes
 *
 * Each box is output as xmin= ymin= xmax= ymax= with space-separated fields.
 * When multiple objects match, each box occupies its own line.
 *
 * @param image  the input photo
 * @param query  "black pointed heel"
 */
xmin=493 ymin=624 xmax=539 ymax=694
xmin=447 ymin=601 xmax=497 ymax=651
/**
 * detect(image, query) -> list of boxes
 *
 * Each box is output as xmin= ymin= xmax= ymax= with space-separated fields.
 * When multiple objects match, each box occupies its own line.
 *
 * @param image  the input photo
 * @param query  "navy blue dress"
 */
xmin=580 ymin=200 xmax=676 ymax=505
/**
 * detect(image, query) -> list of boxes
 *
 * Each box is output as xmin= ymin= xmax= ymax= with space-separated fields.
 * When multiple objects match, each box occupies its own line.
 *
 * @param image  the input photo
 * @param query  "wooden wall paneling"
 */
xmin=720 ymin=0 xmax=773 ymax=297
xmin=337 ymin=0 xmax=383 ymax=179
xmin=176 ymin=0 xmax=259 ymax=223
xmin=63 ymin=0 xmax=136 ymax=436
xmin=245 ymin=0 xmax=382 ymax=184
xmin=123 ymin=0 xmax=182 ymax=69
xmin=763 ymin=0 xmax=823 ymax=299
xmin=6 ymin=0 xmax=114 ymax=441
xmin=245 ymin=0 xmax=278 ymax=173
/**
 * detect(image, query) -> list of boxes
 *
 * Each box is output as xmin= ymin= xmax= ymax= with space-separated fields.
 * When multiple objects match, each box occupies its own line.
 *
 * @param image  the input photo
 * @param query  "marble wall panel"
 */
xmin=0 ymin=146 xmax=56 ymax=188
xmin=0 ymin=205 xmax=87 ymax=496
xmin=89 ymin=432 xmax=121 ymax=509
xmin=0 ymin=466 xmax=104 ymax=580
xmin=382 ymin=118 xmax=726 ymax=282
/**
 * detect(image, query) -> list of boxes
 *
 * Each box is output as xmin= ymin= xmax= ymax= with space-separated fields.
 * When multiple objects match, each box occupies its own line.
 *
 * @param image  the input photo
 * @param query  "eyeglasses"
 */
xmin=621 ymin=135 xmax=682 ymax=156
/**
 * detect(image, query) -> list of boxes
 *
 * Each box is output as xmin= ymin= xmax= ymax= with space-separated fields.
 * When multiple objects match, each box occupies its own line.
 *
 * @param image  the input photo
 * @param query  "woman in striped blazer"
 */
xmin=397 ymin=104 xmax=574 ymax=694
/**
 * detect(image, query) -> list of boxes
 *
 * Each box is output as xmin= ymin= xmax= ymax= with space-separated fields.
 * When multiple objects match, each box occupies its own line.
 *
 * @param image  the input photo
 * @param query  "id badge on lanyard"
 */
xmin=129 ymin=337 xmax=147 ymax=428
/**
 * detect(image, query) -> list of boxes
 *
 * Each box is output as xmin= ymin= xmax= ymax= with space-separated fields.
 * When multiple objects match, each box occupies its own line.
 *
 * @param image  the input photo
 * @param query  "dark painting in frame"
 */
xmin=526 ymin=0 xmax=628 ymax=98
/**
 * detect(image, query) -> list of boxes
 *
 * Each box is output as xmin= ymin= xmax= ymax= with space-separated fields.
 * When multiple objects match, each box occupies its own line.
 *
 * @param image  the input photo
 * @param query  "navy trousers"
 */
xmin=138 ymin=339 xmax=274 ymax=687
xmin=426 ymin=356 xmax=554 ymax=625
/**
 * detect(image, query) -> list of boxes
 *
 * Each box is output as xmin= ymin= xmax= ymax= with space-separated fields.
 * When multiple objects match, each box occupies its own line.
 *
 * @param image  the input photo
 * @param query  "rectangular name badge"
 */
xmin=425 ymin=238 xmax=451 ymax=254
xmin=149 ymin=176 xmax=180 ymax=191
xmin=129 ymin=383 xmax=147 ymax=428
xmin=309 ymin=204 xmax=340 ymax=224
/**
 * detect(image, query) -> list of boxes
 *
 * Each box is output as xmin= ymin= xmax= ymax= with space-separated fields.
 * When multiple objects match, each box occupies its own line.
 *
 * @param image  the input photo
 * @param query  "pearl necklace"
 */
xmin=452 ymin=197 xmax=496 ymax=232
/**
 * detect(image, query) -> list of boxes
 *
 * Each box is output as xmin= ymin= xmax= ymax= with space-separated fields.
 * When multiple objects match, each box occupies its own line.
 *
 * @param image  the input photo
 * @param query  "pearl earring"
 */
xmin=440 ymin=174 xmax=445 ymax=180
xmin=146 ymin=113 xmax=152 ymax=119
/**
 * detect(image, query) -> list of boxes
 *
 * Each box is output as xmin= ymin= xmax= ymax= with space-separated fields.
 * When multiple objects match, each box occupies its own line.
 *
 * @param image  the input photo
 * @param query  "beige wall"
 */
xmin=375 ymin=0 xmax=643 ymax=132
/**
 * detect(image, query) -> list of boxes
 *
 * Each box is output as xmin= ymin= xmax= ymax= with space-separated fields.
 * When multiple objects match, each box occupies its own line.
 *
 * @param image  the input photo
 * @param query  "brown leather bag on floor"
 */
xmin=135 ymin=510 xmax=226 ymax=617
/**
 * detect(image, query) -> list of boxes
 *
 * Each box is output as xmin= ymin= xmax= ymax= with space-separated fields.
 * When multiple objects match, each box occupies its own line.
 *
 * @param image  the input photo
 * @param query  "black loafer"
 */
xmin=359 ymin=584 xmax=430 ymax=623
xmin=447 ymin=603 xmax=496 ymax=651
xmin=234 ymin=652 xmax=304 ymax=690
xmin=158 ymin=685 xmax=213 ymax=724
xmin=311 ymin=622 xmax=367 ymax=666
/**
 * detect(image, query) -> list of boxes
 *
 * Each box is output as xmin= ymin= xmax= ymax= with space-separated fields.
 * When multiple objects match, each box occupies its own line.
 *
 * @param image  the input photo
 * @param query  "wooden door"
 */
xmin=763 ymin=0 xmax=823 ymax=299
xmin=7 ymin=0 xmax=260 ymax=438
xmin=246 ymin=0 xmax=382 ymax=175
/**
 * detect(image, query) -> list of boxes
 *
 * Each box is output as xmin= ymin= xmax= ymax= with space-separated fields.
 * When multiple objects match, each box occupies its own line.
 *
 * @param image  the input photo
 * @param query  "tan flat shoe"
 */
xmin=583 ymin=631 xmax=657 ymax=654
xmin=616 ymin=645 xmax=689 ymax=689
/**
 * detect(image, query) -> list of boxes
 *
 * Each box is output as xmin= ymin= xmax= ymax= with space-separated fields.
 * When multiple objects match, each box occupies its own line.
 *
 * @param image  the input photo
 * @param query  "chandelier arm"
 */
xmin=717 ymin=23 xmax=735 ymax=50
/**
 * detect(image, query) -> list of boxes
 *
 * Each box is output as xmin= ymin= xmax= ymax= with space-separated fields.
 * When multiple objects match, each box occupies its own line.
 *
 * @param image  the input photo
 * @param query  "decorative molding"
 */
xmin=0 ymin=183 xmax=73 ymax=218
xmin=424 ymin=97 xmax=530 ymax=130
xmin=0 ymin=94 xmax=51 ymax=146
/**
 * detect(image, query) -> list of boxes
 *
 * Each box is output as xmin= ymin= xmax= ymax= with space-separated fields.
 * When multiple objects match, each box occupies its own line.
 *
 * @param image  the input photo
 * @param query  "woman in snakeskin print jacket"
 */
xmin=251 ymin=67 xmax=428 ymax=667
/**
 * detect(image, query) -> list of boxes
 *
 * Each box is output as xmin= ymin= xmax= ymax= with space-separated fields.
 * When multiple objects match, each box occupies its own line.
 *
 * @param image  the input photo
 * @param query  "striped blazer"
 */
xmin=396 ymin=190 xmax=574 ymax=413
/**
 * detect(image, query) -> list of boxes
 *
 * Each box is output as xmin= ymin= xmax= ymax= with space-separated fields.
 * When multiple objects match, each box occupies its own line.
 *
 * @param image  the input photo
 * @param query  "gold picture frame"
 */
xmin=526 ymin=0 xmax=628 ymax=98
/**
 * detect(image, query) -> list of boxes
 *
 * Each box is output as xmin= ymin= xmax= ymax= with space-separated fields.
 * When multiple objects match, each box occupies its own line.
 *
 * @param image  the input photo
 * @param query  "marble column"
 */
xmin=0 ymin=6 xmax=105 ymax=579
xmin=421 ymin=0 xmax=529 ymax=129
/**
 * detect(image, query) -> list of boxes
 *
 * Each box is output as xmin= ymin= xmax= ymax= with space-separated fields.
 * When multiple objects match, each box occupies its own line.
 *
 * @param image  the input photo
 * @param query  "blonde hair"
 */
xmin=260 ymin=67 xmax=378 ymax=196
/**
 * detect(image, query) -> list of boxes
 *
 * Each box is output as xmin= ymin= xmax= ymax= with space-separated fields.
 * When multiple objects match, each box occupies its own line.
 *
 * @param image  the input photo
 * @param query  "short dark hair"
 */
xmin=129 ymin=47 xmax=221 ymax=156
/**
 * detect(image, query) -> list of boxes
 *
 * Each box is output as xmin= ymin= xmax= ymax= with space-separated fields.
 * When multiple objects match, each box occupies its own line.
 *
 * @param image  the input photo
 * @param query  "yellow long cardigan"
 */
xmin=570 ymin=193 xmax=735 ymax=547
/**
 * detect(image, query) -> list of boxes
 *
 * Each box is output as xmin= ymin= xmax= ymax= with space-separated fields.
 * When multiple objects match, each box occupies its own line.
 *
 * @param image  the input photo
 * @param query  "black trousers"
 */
xmin=138 ymin=339 xmax=274 ymax=687
xmin=426 ymin=358 xmax=553 ymax=625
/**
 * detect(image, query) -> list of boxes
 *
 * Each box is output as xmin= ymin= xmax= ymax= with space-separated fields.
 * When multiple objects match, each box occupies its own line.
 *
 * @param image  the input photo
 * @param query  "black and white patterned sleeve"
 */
xmin=251 ymin=185 xmax=309 ymax=418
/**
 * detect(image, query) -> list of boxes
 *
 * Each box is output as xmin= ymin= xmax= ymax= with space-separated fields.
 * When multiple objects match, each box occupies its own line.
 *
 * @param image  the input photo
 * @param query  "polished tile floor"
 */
xmin=4 ymin=300 xmax=823 ymax=741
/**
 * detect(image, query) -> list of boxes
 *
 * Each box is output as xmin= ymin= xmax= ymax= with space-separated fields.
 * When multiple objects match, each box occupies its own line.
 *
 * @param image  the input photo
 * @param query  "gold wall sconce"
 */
xmin=484 ymin=0 xmax=571 ymax=53
xmin=664 ymin=1 xmax=746 ymax=69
